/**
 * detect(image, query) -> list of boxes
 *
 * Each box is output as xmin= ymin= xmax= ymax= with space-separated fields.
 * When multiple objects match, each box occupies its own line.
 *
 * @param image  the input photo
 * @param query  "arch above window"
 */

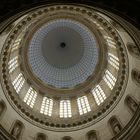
xmin=132 ymin=69 xmax=140 ymax=86
xmin=11 ymin=120 xmax=24 ymax=140
xmin=62 ymin=136 xmax=72 ymax=140
xmin=109 ymin=116 xmax=123 ymax=135
xmin=87 ymin=130 xmax=98 ymax=140
xmin=127 ymin=42 xmax=140 ymax=58
xmin=125 ymin=95 xmax=138 ymax=113
xmin=36 ymin=133 xmax=47 ymax=140
xmin=0 ymin=100 xmax=6 ymax=118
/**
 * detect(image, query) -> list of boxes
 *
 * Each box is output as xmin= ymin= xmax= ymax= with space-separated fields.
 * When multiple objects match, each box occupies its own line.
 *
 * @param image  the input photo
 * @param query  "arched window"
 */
xmin=11 ymin=38 xmax=22 ymax=52
xmin=109 ymin=116 xmax=122 ymax=135
xmin=104 ymin=36 xmax=116 ymax=49
xmin=62 ymin=136 xmax=72 ymax=140
xmin=36 ymin=133 xmax=46 ymax=140
xmin=23 ymin=87 xmax=37 ymax=108
xmin=108 ymin=53 xmax=119 ymax=70
xmin=8 ymin=56 xmax=19 ymax=73
xmin=60 ymin=100 xmax=72 ymax=118
xmin=12 ymin=73 xmax=25 ymax=93
xmin=11 ymin=120 xmax=24 ymax=140
xmin=103 ymin=70 xmax=116 ymax=90
xmin=87 ymin=131 xmax=98 ymax=140
xmin=91 ymin=85 xmax=106 ymax=105
xmin=40 ymin=97 xmax=53 ymax=116
xmin=125 ymin=96 xmax=138 ymax=113
xmin=132 ymin=69 xmax=140 ymax=86
xmin=127 ymin=42 xmax=140 ymax=57
xmin=77 ymin=96 xmax=91 ymax=115
xmin=0 ymin=100 xmax=6 ymax=118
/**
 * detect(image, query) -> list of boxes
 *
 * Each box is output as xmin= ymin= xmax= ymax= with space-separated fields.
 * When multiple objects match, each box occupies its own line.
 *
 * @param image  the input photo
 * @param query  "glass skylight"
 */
xmin=28 ymin=19 xmax=98 ymax=88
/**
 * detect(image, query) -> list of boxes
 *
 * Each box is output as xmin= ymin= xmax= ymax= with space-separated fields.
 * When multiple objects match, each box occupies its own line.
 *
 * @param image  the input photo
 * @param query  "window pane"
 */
xmin=104 ymin=36 xmax=116 ymax=49
xmin=108 ymin=53 xmax=119 ymax=70
xmin=24 ymin=87 xmax=37 ymax=108
xmin=60 ymin=100 xmax=72 ymax=118
xmin=77 ymin=96 xmax=91 ymax=115
xmin=40 ymin=97 xmax=53 ymax=116
xmin=12 ymin=73 xmax=25 ymax=93
xmin=92 ymin=85 xmax=106 ymax=105
xmin=8 ymin=56 xmax=18 ymax=73
xmin=103 ymin=70 xmax=116 ymax=90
